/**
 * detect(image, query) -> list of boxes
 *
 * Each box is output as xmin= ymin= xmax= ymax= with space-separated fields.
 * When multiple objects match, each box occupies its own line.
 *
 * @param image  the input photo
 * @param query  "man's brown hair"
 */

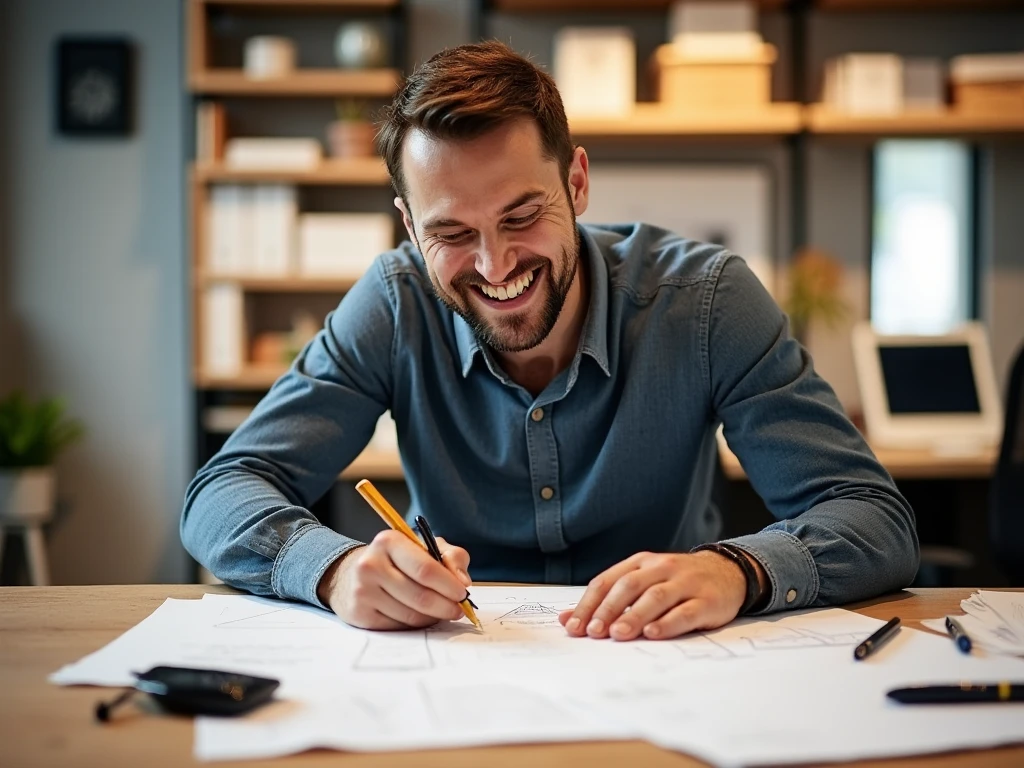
xmin=376 ymin=40 xmax=574 ymax=204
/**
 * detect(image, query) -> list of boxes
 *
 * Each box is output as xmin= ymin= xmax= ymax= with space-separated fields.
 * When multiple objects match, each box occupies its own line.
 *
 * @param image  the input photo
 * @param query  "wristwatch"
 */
xmin=691 ymin=542 xmax=766 ymax=615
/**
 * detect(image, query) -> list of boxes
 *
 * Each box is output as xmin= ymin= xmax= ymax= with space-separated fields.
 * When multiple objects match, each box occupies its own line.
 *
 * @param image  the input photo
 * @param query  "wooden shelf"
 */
xmin=570 ymin=103 xmax=803 ymax=138
xmin=198 ymin=273 xmax=361 ymax=291
xmin=490 ymin=0 xmax=787 ymax=10
xmin=194 ymin=159 xmax=391 ymax=185
xmin=814 ymin=0 xmax=1024 ymax=10
xmin=189 ymin=68 xmax=401 ymax=96
xmin=199 ymin=0 xmax=399 ymax=9
xmin=196 ymin=366 xmax=288 ymax=389
xmin=806 ymin=105 xmax=1024 ymax=136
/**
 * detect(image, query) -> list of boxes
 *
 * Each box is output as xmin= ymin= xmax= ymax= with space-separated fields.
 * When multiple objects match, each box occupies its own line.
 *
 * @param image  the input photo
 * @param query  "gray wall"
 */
xmin=2 ymin=0 xmax=189 ymax=583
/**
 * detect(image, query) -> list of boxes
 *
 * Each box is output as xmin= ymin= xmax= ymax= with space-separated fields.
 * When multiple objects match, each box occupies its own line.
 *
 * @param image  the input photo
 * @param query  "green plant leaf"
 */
xmin=0 ymin=390 xmax=85 ymax=467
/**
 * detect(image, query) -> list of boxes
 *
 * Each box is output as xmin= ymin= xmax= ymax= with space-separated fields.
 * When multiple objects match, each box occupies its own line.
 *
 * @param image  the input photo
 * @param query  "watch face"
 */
xmin=57 ymin=39 xmax=132 ymax=136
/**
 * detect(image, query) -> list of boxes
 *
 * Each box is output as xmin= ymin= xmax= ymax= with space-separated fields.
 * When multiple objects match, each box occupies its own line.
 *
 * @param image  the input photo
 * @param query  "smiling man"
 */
xmin=181 ymin=41 xmax=919 ymax=641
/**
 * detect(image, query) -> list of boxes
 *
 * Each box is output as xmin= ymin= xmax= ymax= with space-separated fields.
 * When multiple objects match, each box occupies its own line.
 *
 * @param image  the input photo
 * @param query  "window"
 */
xmin=871 ymin=140 xmax=974 ymax=335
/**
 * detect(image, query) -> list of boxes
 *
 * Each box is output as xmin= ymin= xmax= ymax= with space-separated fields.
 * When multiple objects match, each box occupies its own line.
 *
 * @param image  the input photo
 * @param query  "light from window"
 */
xmin=871 ymin=140 xmax=973 ymax=335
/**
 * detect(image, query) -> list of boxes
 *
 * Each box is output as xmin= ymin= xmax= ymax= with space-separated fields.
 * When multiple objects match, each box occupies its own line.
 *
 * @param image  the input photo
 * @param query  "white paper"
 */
xmin=51 ymin=588 xmax=1024 ymax=765
xmin=922 ymin=590 xmax=1024 ymax=656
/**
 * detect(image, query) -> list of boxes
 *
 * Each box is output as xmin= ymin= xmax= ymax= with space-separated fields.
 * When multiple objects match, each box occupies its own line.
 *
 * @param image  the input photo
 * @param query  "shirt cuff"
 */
xmin=721 ymin=529 xmax=820 ymax=614
xmin=270 ymin=523 xmax=365 ymax=609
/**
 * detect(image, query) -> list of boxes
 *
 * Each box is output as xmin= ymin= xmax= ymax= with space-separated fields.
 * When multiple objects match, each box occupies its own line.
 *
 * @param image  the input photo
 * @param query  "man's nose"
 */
xmin=474 ymin=234 xmax=517 ymax=285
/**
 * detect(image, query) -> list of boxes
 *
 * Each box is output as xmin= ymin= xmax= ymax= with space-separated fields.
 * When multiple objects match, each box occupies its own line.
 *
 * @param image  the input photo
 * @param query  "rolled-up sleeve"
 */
xmin=706 ymin=255 xmax=919 ymax=611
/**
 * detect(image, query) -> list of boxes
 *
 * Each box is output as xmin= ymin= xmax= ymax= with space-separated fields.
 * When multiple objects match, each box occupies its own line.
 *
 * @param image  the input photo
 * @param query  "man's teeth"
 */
xmin=480 ymin=269 xmax=535 ymax=301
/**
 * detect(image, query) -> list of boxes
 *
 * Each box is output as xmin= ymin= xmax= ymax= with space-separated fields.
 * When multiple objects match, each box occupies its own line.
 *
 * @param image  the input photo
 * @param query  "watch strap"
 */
xmin=691 ymin=542 xmax=763 ymax=615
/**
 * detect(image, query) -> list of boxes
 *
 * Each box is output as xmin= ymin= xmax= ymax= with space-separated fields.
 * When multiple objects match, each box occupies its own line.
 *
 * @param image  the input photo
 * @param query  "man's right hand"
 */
xmin=316 ymin=530 xmax=472 ymax=630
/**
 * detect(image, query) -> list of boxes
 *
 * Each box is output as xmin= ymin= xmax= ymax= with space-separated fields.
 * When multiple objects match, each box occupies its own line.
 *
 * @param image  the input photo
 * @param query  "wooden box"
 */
xmin=953 ymin=80 xmax=1024 ymax=116
xmin=652 ymin=43 xmax=776 ymax=111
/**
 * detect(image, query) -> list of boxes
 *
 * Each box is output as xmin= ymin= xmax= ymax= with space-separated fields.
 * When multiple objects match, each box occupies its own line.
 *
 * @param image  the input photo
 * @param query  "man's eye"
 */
xmin=435 ymin=231 xmax=471 ymax=244
xmin=505 ymin=212 xmax=538 ymax=227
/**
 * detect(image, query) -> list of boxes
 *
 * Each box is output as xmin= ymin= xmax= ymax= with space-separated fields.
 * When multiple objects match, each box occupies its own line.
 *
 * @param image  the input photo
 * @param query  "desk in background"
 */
xmin=718 ymin=441 xmax=997 ymax=481
xmin=717 ymin=441 xmax=1003 ymax=587
xmin=2 ymin=585 xmax=1022 ymax=768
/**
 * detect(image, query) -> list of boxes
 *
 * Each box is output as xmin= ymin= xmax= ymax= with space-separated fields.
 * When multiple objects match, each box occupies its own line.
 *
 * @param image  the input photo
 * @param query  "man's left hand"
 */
xmin=558 ymin=550 xmax=765 ymax=641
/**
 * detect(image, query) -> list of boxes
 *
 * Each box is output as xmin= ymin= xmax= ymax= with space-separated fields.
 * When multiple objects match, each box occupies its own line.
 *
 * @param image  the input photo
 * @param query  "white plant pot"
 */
xmin=0 ymin=467 xmax=56 ymax=525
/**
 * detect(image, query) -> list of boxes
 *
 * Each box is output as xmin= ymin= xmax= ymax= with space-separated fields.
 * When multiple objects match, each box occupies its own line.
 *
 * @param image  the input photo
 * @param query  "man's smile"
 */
xmin=472 ymin=265 xmax=544 ymax=310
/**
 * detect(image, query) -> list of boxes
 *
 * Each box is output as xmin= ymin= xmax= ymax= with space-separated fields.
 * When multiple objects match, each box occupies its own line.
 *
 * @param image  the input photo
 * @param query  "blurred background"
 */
xmin=1 ymin=0 xmax=1022 ymax=588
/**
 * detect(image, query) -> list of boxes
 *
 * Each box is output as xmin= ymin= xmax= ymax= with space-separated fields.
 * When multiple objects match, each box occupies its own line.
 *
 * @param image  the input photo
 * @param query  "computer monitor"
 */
xmin=852 ymin=321 xmax=1003 ymax=452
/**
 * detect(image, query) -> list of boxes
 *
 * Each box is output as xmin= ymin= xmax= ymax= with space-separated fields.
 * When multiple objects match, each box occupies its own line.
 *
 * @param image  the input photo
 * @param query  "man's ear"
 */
xmin=394 ymin=196 xmax=417 ymax=244
xmin=567 ymin=146 xmax=590 ymax=218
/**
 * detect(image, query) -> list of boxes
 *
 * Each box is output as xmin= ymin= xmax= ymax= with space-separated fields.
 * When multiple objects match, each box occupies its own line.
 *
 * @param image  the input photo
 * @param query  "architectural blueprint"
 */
xmin=50 ymin=586 xmax=1024 ymax=765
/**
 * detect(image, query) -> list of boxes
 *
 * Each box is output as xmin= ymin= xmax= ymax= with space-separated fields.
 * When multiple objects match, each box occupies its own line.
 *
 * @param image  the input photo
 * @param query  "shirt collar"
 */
xmin=453 ymin=223 xmax=611 ymax=379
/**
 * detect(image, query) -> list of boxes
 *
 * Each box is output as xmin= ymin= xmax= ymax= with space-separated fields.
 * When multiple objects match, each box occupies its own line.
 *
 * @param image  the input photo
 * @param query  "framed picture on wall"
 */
xmin=56 ymin=38 xmax=133 ymax=136
xmin=580 ymin=163 xmax=775 ymax=295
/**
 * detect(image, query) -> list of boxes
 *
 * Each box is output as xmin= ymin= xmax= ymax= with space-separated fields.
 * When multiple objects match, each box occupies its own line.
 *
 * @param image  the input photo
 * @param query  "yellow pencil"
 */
xmin=355 ymin=479 xmax=482 ymax=629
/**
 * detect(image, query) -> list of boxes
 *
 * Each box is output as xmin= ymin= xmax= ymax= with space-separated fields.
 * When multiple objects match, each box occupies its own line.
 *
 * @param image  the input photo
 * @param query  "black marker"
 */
xmin=854 ymin=617 xmax=901 ymax=660
xmin=945 ymin=615 xmax=972 ymax=654
xmin=888 ymin=682 xmax=1024 ymax=704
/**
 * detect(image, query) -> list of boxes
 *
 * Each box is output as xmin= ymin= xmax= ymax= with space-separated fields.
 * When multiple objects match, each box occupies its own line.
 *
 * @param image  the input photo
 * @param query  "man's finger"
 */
xmin=587 ymin=567 xmax=667 ymax=639
xmin=386 ymin=534 xmax=468 ymax=602
xmin=372 ymin=587 xmax=444 ymax=629
xmin=379 ymin=557 xmax=464 ymax=621
xmin=641 ymin=598 xmax=707 ymax=640
xmin=436 ymin=537 xmax=472 ymax=585
xmin=565 ymin=553 xmax=646 ymax=637
xmin=608 ymin=578 xmax=688 ymax=641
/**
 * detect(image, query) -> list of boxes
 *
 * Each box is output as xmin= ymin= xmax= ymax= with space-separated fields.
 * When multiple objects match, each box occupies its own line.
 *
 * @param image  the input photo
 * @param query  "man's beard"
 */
xmin=432 ymin=227 xmax=581 ymax=354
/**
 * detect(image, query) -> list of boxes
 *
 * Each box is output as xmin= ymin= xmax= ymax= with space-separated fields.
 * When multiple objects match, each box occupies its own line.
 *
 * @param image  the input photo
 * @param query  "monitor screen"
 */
xmin=878 ymin=345 xmax=981 ymax=415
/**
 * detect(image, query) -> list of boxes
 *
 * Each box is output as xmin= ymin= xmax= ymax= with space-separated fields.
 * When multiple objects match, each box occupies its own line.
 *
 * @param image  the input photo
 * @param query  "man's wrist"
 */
xmin=316 ymin=545 xmax=364 ymax=607
xmin=691 ymin=542 xmax=769 ymax=614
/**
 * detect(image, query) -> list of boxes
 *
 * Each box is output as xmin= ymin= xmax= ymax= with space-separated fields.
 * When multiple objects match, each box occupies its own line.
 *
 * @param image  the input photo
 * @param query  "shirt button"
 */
xmin=785 ymin=589 xmax=797 ymax=604
xmin=540 ymin=486 xmax=555 ymax=500
xmin=531 ymin=408 xmax=544 ymax=422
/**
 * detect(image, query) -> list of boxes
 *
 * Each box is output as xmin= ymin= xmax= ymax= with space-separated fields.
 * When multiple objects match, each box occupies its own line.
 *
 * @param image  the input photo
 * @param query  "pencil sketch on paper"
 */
xmin=355 ymin=632 xmax=434 ymax=671
xmin=213 ymin=608 xmax=323 ymax=630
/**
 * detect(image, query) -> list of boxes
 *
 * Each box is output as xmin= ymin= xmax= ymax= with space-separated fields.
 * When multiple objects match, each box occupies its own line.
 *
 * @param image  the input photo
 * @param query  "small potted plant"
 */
xmin=326 ymin=98 xmax=377 ymax=159
xmin=0 ymin=391 xmax=84 ymax=529
xmin=783 ymin=247 xmax=850 ymax=346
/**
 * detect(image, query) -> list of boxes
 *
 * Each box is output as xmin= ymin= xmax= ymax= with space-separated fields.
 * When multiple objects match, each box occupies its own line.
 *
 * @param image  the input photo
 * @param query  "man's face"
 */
xmin=396 ymin=119 xmax=588 ymax=353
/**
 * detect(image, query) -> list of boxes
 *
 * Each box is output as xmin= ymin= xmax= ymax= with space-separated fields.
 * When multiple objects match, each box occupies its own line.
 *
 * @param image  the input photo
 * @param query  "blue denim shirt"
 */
xmin=182 ymin=223 xmax=919 ymax=614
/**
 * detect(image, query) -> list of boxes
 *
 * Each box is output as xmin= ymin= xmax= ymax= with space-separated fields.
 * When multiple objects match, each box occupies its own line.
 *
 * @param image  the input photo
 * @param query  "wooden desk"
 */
xmin=2 ymin=585 xmax=1021 ymax=767
xmin=718 ymin=442 xmax=997 ymax=481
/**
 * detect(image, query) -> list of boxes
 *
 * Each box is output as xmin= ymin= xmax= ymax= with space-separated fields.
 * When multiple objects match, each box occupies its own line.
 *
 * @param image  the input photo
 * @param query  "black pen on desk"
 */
xmin=945 ymin=615 xmax=972 ymax=654
xmin=888 ymin=682 xmax=1024 ymax=704
xmin=854 ymin=617 xmax=901 ymax=660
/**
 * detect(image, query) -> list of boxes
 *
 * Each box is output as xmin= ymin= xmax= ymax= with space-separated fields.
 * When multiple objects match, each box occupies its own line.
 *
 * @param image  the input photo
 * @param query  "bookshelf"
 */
xmin=187 ymin=0 xmax=406 ymax=484
xmin=569 ymin=104 xmax=803 ymax=139
xmin=194 ymin=158 xmax=390 ymax=184
xmin=189 ymin=69 xmax=401 ymax=97
xmin=805 ymin=106 xmax=1024 ymax=136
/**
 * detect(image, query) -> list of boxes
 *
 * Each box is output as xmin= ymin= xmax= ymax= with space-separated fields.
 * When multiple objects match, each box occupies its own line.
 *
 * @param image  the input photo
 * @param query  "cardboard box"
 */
xmin=652 ymin=42 xmax=775 ymax=110
xmin=953 ymin=81 xmax=1024 ymax=115
xmin=950 ymin=52 xmax=1024 ymax=116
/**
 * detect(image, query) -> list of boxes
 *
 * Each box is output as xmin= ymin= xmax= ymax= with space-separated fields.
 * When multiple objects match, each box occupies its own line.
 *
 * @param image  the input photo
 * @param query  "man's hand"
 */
xmin=317 ymin=531 xmax=472 ymax=630
xmin=558 ymin=550 xmax=766 ymax=641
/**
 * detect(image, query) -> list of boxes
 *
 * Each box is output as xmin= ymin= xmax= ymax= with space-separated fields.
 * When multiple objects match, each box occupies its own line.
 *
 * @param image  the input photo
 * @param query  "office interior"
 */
xmin=1 ymin=0 xmax=1022 ymax=590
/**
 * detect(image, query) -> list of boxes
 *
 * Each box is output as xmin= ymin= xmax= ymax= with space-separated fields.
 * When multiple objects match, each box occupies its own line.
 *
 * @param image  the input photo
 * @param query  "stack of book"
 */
xmin=206 ymin=185 xmax=297 ymax=276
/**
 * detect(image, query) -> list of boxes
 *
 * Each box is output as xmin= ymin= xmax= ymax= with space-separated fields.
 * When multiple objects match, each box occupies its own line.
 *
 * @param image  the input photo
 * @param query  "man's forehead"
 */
xmin=401 ymin=121 xmax=560 ymax=218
